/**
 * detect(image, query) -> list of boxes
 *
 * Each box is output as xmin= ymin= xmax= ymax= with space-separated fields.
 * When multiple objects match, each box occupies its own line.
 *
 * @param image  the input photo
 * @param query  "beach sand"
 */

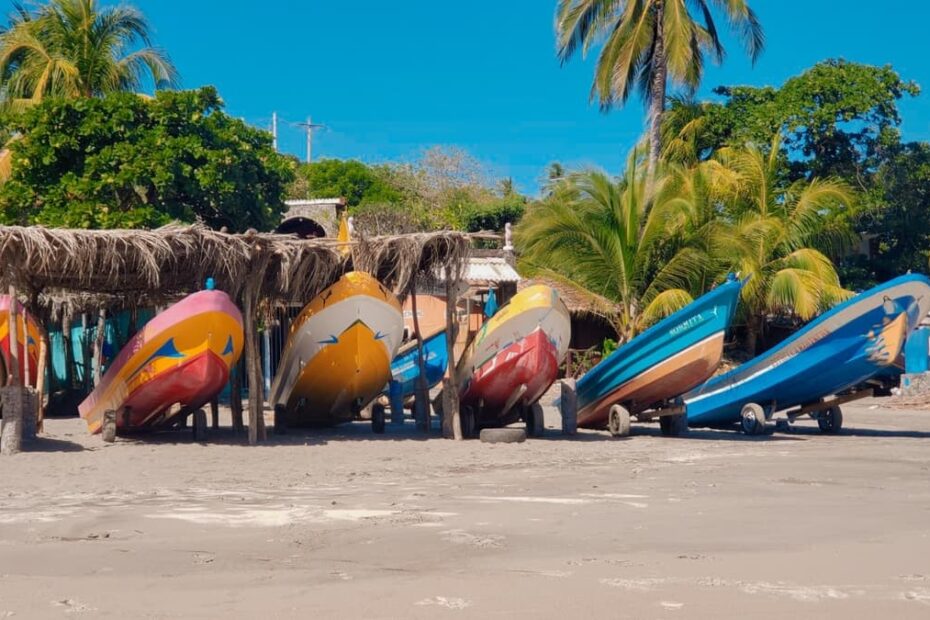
xmin=2 ymin=398 xmax=930 ymax=618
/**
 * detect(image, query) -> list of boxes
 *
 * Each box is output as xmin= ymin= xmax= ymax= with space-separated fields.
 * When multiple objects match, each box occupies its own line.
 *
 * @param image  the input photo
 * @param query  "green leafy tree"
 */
xmin=706 ymin=135 xmax=856 ymax=352
xmin=0 ymin=87 xmax=294 ymax=230
xmin=516 ymin=156 xmax=731 ymax=343
xmin=555 ymin=0 xmax=763 ymax=178
xmin=0 ymin=0 xmax=177 ymax=108
xmin=287 ymin=159 xmax=402 ymax=207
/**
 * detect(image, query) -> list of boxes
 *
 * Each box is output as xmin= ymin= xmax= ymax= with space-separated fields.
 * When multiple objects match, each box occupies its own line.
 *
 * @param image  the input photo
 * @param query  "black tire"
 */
xmin=659 ymin=412 xmax=688 ymax=437
xmin=479 ymin=428 xmax=527 ymax=444
xmin=102 ymin=409 xmax=117 ymax=443
xmin=372 ymin=403 xmax=386 ymax=434
xmin=525 ymin=402 xmax=545 ymax=437
xmin=460 ymin=406 xmax=477 ymax=439
xmin=740 ymin=403 xmax=767 ymax=436
xmin=818 ymin=405 xmax=843 ymax=434
xmin=192 ymin=409 xmax=208 ymax=442
xmin=273 ymin=404 xmax=288 ymax=435
xmin=607 ymin=404 xmax=631 ymax=437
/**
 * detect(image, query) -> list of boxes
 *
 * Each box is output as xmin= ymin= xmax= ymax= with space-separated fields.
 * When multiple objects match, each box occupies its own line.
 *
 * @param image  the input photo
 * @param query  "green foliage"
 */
xmin=456 ymin=196 xmax=525 ymax=233
xmin=0 ymin=0 xmax=177 ymax=108
xmin=600 ymin=338 xmax=617 ymax=357
xmin=0 ymin=87 xmax=294 ymax=230
xmin=288 ymin=159 xmax=402 ymax=207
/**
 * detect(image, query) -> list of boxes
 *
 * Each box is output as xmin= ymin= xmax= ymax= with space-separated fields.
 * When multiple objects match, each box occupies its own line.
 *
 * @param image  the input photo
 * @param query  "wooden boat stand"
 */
xmin=784 ymin=388 xmax=873 ymax=424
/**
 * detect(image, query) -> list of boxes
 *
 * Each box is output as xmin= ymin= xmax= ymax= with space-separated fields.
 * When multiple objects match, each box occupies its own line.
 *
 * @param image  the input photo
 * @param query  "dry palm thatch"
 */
xmin=519 ymin=274 xmax=618 ymax=321
xmin=353 ymin=231 xmax=470 ymax=295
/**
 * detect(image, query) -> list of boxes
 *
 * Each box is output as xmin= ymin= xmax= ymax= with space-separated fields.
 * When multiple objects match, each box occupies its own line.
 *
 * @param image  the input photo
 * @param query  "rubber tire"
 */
xmin=607 ymin=404 xmax=632 ymax=437
xmin=659 ymin=412 xmax=688 ymax=437
xmin=525 ymin=402 xmax=545 ymax=437
xmin=460 ymin=406 xmax=477 ymax=439
xmin=192 ymin=409 xmax=208 ymax=442
xmin=479 ymin=428 xmax=527 ymax=444
xmin=818 ymin=405 xmax=843 ymax=434
xmin=102 ymin=409 xmax=117 ymax=443
xmin=273 ymin=404 xmax=288 ymax=435
xmin=740 ymin=403 xmax=767 ymax=436
xmin=372 ymin=403 xmax=386 ymax=434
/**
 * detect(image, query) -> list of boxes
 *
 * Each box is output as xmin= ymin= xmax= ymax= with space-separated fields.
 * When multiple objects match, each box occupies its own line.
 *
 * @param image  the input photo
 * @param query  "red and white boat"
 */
xmin=456 ymin=285 xmax=571 ymax=436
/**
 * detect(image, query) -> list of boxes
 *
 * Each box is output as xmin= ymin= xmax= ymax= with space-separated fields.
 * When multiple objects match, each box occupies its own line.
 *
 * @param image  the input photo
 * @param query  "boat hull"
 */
xmin=576 ymin=278 xmax=743 ymax=429
xmin=270 ymin=272 xmax=403 ymax=426
xmin=457 ymin=285 xmax=570 ymax=426
xmin=685 ymin=274 xmax=930 ymax=427
xmin=78 ymin=290 xmax=244 ymax=434
xmin=389 ymin=329 xmax=448 ymax=397
xmin=0 ymin=296 xmax=41 ymax=389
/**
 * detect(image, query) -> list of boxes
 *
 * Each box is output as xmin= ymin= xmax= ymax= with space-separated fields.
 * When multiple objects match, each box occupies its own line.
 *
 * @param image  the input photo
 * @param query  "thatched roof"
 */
xmin=519 ymin=275 xmax=618 ymax=321
xmin=0 ymin=224 xmax=470 ymax=317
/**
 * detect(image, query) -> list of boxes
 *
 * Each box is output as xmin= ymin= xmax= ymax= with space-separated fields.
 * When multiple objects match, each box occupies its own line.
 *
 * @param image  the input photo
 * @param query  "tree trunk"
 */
xmin=646 ymin=0 xmax=668 ymax=191
xmin=746 ymin=315 xmax=762 ymax=356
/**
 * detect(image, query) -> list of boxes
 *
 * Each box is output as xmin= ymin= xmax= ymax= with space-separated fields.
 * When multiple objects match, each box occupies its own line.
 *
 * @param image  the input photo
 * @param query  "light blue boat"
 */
xmin=575 ymin=276 xmax=743 ymax=436
xmin=389 ymin=329 xmax=448 ymax=398
xmin=685 ymin=273 xmax=930 ymax=434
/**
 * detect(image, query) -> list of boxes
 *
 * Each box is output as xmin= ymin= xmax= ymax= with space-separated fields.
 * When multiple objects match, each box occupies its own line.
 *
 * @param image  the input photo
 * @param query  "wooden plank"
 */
xmin=785 ymin=389 xmax=874 ymax=419
xmin=8 ymin=286 xmax=19 ymax=387
xmin=442 ymin=273 xmax=462 ymax=440
xmin=35 ymin=335 xmax=48 ymax=433
xmin=92 ymin=309 xmax=106 ymax=387
xmin=409 ymin=278 xmax=429 ymax=431
xmin=21 ymin=309 xmax=30 ymax=388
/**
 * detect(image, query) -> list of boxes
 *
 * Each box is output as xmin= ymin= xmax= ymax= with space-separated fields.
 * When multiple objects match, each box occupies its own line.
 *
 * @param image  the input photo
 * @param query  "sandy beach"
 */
xmin=2 ymin=398 xmax=930 ymax=619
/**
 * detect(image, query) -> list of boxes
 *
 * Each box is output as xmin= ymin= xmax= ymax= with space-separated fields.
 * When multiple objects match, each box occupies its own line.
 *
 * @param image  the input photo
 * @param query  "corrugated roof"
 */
xmin=465 ymin=257 xmax=521 ymax=283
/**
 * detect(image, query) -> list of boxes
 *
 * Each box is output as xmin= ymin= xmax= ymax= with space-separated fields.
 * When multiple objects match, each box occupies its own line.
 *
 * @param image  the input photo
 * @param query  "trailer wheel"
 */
xmin=460 ymin=406 xmax=477 ymax=439
xmin=192 ymin=409 xmax=208 ymax=442
xmin=660 ymin=412 xmax=688 ymax=437
xmin=102 ymin=409 xmax=117 ymax=443
xmin=740 ymin=403 xmax=767 ymax=435
xmin=525 ymin=402 xmax=545 ymax=437
xmin=371 ymin=403 xmax=386 ymax=434
xmin=818 ymin=405 xmax=843 ymax=434
xmin=607 ymin=404 xmax=631 ymax=437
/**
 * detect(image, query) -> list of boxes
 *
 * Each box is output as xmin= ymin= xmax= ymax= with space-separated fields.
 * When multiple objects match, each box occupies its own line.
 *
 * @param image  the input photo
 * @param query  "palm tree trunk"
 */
xmin=646 ymin=0 xmax=668 ymax=191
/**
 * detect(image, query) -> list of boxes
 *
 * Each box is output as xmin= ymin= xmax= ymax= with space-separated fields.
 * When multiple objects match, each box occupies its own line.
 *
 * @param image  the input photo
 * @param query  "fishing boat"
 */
xmin=685 ymin=273 xmax=930 ymax=435
xmin=78 ymin=286 xmax=244 ymax=437
xmin=0 ymin=296 xmax=41 ymax=388
xmin=389 ymin=328 xmax=448 ymax=398
xmin=456 ymin=284 xmax=570 ymax=436
xmin=575 ymin=275 xmax=743 ymax=437
xmin=270 ymin=271 xmax=404 ymax=433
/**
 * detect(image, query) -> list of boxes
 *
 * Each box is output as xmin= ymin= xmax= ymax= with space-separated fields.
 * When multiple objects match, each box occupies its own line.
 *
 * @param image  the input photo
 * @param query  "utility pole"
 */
xmin=297 ymin=117 xmax=324 ymax=163
xmin=272 ymin=111 xmax=278 ymax=152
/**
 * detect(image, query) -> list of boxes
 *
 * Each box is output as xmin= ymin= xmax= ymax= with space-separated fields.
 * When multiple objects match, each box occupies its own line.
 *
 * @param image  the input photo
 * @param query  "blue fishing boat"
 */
xmin=575 ymin=275 xmax=743 ymax=437
xmin=685 ymin=273 xmax=930 ymax=435
xmin=389 ymin=329 xmax=448 ymax=398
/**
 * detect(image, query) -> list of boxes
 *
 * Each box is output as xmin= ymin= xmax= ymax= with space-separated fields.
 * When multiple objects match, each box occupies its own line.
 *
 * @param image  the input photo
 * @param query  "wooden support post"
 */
xmin=243 ymin=294 xmax=266 ymax=445
xmin=560 ymin=378 xmax=578 ymax=435
xmin=409 ymin=277 xmax=429 ymax=431
xmin=93 ymin=309 xmax=106 ymax=387
xmin=81 ymin=313 xmax=91 ymax=392
xmin=61 ymin=313 xmax=74 ymax=391
xmin=35 ymin=335 xmax=48 ymax=434
xmin=442 ymin=273 xmax=462 ymax=440
xmin=0 ymin=387 xmax=23 ymax=455
xmin=210 ymin=397 xmax=219 ymax=429
xmin=230 ymin=363 xmax=244 ymax=432
xmin=8 ymin=286 xmax=19 ymax=387
xmin=21 ymin=309 xmax=30 ymax=388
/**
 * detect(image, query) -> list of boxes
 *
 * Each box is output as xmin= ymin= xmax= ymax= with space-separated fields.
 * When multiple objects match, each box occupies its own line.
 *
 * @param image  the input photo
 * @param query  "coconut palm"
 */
xmin=0 ymin=0 xmax=177 ymax=107
xmin=705 ymin=135 xmax=857 ymax=353
xmin=555 ymin=0 xmax=764 ymax=181
xmin=517 ymin=153 xmax=733 ymax=343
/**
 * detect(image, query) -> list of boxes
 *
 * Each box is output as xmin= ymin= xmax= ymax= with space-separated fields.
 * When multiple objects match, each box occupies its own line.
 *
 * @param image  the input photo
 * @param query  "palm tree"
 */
xmin=0 ymin=0 xmax=177 ymax=107
xmin=516 ymin=153 xmax=732 ymax=343
xmin=555 ymin=0 xmax=764 ymax=181
xmin=705 ymin=135 xmax=857 ymax=353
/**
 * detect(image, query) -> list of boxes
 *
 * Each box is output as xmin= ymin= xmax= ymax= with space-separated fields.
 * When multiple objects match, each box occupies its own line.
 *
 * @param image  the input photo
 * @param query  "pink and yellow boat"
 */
xmin=0 ymin=296 xmax=41 ymax=388
xmin=78 ymin=289 xmax=244 ymax=434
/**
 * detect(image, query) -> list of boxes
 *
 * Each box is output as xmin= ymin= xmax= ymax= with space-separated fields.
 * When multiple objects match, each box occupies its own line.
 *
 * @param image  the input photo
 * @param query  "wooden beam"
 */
xmin=409 ymin=277 xmax=429 ymax=431
xmin=442 ymin=273 xmax=462 ymax=440
xmin=230 ymin=363 xmax=244 ymax=432
xmin=8 ymin=286 xmax=19 ymax=387
xmin=21 ymin=309 xmax=30 ymax=388
xmin=243 ymin=293 xmax=266 ymax=444
xmin=93 ymin=309 xmax=106 ymax=387
xmin=35 ymin=334 xmax=48 ymax=434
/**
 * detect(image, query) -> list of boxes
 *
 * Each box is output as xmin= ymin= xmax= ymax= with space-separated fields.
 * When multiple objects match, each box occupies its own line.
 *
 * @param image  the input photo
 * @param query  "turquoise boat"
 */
xmin=575 ymin=276 xmax=743 ymax=436
xmin=685 ymin=273 xmax=930 ymax=434
xmin=388 ymin=329 xmax=448 ymax=398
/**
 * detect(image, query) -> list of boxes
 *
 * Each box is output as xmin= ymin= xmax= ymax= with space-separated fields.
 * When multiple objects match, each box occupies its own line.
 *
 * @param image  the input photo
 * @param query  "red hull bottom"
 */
xmin=119 ymin=351 xmax=229 ymax=431
xmin=461 ymin=329 xmax=559 ymax=426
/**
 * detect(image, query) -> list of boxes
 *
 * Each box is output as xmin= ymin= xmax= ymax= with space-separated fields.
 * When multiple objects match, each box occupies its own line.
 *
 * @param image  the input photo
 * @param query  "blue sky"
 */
xmin=125 ymin=0 xmax=930 ymax=195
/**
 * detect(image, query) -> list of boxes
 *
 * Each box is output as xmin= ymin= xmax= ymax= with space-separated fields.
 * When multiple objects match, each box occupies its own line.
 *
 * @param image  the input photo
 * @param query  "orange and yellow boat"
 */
xmin=269 ymin=271 xmax=404 ymax=430
xmin=0 ymin=296 xmax=41 ymax=387
xmin=78 ymin=288 xmax=244 ymax=434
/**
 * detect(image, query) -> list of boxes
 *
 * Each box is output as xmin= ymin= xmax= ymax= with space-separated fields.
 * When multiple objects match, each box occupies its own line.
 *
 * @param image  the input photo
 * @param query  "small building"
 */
xmin=276 ymin=198 xmax=346 ymax=238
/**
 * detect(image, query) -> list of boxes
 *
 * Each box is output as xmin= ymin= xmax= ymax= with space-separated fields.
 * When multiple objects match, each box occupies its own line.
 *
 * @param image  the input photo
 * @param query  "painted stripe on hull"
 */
xmin=578 ymin=331 xmax=724 ymax=428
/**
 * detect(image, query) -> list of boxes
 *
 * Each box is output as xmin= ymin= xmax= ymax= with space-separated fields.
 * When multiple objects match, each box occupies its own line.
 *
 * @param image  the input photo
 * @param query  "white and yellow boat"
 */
xmin=269 ymin=271 xmax=404 ymax=430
